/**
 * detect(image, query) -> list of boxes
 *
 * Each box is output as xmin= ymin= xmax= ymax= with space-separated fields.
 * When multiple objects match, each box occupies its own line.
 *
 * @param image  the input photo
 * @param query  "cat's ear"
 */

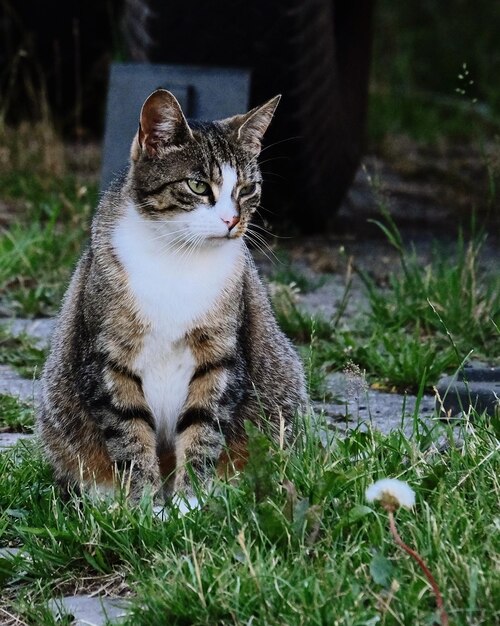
xmin=131 ymin=89 xmax=193 ymax=160
xmin=223 ymin=95 xmax=281 ymax=155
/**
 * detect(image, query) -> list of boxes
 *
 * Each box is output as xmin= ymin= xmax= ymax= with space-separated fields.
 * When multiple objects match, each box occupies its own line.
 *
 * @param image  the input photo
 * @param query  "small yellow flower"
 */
xmin=365 ymin=478 xmax=415 ymax=511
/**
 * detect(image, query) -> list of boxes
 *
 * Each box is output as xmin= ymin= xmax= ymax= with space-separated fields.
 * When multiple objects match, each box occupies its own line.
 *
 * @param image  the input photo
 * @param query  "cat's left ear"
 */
xmin=131 ymin=89 xmax=193 ymax=160
xmin=223 ymin=95 xmax=281 ymax=156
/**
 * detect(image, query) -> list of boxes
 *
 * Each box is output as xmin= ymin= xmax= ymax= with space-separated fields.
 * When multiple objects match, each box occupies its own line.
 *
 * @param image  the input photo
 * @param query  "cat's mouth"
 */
xmin=205 ymin=233 xmax=241 ymax=243
xmin=204 ymin=228 xmax=244 ymax=241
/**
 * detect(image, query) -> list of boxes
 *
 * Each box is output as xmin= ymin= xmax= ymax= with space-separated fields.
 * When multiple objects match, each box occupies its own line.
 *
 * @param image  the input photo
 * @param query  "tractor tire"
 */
xmin=123 ymin=0 xmax=373 ymax=231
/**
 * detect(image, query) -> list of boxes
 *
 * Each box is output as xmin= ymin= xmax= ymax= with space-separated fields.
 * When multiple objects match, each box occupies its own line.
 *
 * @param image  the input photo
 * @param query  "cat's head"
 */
xmin=127 ymin=89 xmax=279 ymax=246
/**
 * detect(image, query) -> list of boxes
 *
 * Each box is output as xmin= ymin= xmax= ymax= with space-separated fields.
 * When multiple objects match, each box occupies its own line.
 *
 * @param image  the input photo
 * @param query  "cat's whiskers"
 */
xmin=156 ymin=228 xmax=191 ymax=247
xmin=240 ymin=137 xmax=301 ymax=177
xmin=159 ymin=232 xmax=195 ymax=257
xmin=175 ymin=234 xmax=196 ymax=264
xmin=130 ymin=200 xmax=159 ymax=211
xmin=255 ymin=203 xmax=276 ymax=218
xmin=249 ymin=222 xmax=291 ymax=240
xmin=177 ymin=232 xmax=206 ymax=265
xmin=244 ymin=229 xmax=280 ymax=265
xmin=245 ymin=226 xmax=276 ymax=253
xmin=259 ymin=156 xmax=290 ymax=174
xmin=248 ymin=222 xmax=275 ymax=237
xmin=244 ymin=235 xmax=276 ymax=266
xmin=260 ymin=170 xmax=287 ymax=182
xmin=149 ymin=225 xmax=193 ymax=243
xmin=170 ymin=231 xmax=200 ymax=263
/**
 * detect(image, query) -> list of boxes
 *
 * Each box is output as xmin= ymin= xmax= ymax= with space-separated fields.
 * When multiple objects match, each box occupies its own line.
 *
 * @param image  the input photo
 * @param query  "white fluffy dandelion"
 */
xmin=365 ymin=477 xmax=448 ymax=624
xmin=365 ymin=478 xmax=416 ymax=510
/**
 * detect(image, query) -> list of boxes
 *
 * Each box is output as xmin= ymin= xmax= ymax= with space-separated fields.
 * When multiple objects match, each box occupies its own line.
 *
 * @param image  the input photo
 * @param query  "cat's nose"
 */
xmin=222 ymin=215 xmax=240 ymax=231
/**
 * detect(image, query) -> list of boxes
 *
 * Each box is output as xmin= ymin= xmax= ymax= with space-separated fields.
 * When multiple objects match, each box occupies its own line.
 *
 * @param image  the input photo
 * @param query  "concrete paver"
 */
xmin=0 ymin=432 xmax=33 ymax=451
xmin=48 ymin=595 xmax=130 ymax=626
xmin=0 ymin=365 xmax=40 ymax=404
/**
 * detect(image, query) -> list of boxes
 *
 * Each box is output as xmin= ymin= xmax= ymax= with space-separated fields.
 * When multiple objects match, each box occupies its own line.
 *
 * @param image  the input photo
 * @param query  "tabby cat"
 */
xmin=39 ymin=89 xmax=306 ymax=512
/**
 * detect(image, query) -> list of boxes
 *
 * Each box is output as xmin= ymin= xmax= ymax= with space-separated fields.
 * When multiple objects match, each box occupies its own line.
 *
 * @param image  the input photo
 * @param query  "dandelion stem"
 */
xmin=388 ymin=511 xmax=449 ymax=626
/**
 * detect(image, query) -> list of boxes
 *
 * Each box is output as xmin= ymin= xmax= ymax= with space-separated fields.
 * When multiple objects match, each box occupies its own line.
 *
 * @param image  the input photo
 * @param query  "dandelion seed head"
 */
xmin=365 ymin=478 xmax=416 ymax=511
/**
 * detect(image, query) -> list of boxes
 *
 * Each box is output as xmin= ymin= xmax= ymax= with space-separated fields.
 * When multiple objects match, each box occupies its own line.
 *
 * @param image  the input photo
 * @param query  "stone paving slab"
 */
xmin=5 ymin=318 xmax=55 ymax=347
xmin=0 ymin=318 xmax=51 ymax=406
xmin=0 ymin=365 xmax=40 ymax=404
xmin=318 ymin=372 xmax=437 ymax=438
xmin=436 ymin=364 xmax=500 ymax=417
xmin=0 ymin=547 xmax=22 ymax=559
xmin=48 ymin=595 xmax=130 ymax=626
xmin=0 ymin=432 xmax=33 ymax=451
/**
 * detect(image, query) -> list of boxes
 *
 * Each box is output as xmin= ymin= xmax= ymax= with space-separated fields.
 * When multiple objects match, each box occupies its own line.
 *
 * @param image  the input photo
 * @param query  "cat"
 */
xmin=38 ymin=89 xmax=307 ymax=512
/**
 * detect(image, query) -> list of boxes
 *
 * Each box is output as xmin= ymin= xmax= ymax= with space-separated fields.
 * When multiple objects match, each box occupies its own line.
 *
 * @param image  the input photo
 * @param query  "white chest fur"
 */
xmin=112 ymin=202 xmax=243 ymax=440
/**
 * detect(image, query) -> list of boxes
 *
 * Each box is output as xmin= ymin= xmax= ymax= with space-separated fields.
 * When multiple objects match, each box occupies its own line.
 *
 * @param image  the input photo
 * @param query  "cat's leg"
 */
xmin=176 ymin=326 xmax=245 ymax=511
xmin=100 ymin=411 xmax=161 ymax=502
xmin=173 ymin=416 xmax=226 ymax=512
xmin=95 ymin=361 xmax=163 ymax=502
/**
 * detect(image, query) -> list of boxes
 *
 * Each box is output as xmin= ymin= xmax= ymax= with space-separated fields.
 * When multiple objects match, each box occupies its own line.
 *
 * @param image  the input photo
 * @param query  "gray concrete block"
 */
xmin=314 ymin=371 xmax=438 ymax=441
xmin=5 ymin=318 xmax=55 ymax=349
xmin=0 ymin=365 xmax=40 ymax=404
xmin=0 ymin=432 xmax=33 ymax=451
xmin=101 ymin=63 xmax=251 ymax=190
xmin=0 ymin=547 xmax=22 ymax=559
xmin=48 ymin=595 xmax=130 ymax=626
xmin=436 ymin=364 xmax=500 ymax=417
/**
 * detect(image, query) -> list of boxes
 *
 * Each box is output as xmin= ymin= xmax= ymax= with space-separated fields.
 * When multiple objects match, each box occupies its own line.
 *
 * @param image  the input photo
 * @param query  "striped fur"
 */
xmin=38 ymin=90 xmax=306 ymax=505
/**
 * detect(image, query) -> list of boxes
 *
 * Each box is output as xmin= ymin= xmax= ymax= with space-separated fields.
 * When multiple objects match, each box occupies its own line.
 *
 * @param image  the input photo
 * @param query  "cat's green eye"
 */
xmin=239 ymin=183 xmax=257 ymax=197
xmin=187 ymin=179 xmax=210 ymax=195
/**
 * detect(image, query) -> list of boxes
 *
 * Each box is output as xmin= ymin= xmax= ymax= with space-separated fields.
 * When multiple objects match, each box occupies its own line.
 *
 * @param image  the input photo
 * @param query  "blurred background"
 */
xmin=0 ymin=1 xmax=498 ymax=403
xmin=0 ymin=0 xmax=499 ymax=233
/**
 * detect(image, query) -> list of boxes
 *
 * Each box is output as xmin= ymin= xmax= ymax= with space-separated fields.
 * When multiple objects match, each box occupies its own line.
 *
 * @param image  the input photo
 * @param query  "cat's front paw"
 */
xmin=152 ymin=495 xmax=201 ymax=520
xmin=152 ymin=505 xmax=169 ymax=521
xmin=173 ymin=494 xmax=202 ymax=516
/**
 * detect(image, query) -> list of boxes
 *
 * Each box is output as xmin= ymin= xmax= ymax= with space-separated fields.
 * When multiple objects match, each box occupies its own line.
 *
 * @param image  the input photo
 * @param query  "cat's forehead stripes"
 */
xmin=213 ymin=164 xmax=238 ymax=204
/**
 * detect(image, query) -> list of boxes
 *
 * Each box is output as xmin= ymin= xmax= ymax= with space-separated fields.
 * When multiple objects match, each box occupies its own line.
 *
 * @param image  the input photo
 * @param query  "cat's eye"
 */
xmin=187 ymin=179 xmax=210 ymax=195
xmin=239 ymin=183 xmax=257 ymax=197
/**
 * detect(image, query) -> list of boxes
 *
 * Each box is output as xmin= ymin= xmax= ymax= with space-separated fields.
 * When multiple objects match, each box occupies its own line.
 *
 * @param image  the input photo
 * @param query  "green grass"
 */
xmin=0 ymin=395 xmax=34 ymax=432
xmin=370 ymin=3 xmax=500 ymax=144
xmin=272 ymin=213 xmax=499 ymax=394
xmin=368 ymin=89 xmax=500 ymax=145
xmin=0 ymin=172 xmax=95 ymax=317
xmin=361 ymin=211 xmax=500 ymax=359
xmin=269 ymin=251 xmax=326 ymax=294
xmin=0 ymin=133 xmax=498 ymax=624
xmin=0 ymin=413 xmax=498 ymax=625
xmin=0 ymin=324 xmax=46 ymax=379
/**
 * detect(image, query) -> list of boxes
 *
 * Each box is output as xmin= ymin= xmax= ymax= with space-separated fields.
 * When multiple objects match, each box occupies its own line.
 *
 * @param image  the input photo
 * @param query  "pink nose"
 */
xmin=222 ymin=215 xmax=240 ymax=231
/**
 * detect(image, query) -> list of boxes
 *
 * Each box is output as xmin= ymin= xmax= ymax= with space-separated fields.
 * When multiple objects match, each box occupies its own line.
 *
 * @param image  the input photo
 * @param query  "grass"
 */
xmin=370 ymin=3 xmax=500 ymax=144
xmin=0 ymin=412 xmax=498 ymax=625
xmin=271 ymin=211 xmax=499 ymax=395
xmin=0 ymin=172 xmax=95 ymax=317
xmin=361 ymin=208 xmax=500 ymax=358
xmin=0 ymin=107 xmax=497 ymax=623
xmin=269 ymin=251 xmax=326 ymax=294
xmin=0 ymin=395 xmax=34 ymax=432
xmin=0 ymin=324 xmax=46 ymax=378
xmin=368 ymin=89 xmax=500 ymax=146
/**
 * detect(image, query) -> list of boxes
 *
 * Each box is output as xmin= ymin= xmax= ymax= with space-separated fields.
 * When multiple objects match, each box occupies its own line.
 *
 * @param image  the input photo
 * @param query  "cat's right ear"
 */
xmin=131 ymin=89 xmax=193 ymax=160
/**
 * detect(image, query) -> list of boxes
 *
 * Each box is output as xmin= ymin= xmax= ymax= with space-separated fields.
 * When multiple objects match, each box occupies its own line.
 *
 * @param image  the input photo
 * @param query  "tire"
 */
xmin=123 ymin=0 xmax=373 ymax=231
